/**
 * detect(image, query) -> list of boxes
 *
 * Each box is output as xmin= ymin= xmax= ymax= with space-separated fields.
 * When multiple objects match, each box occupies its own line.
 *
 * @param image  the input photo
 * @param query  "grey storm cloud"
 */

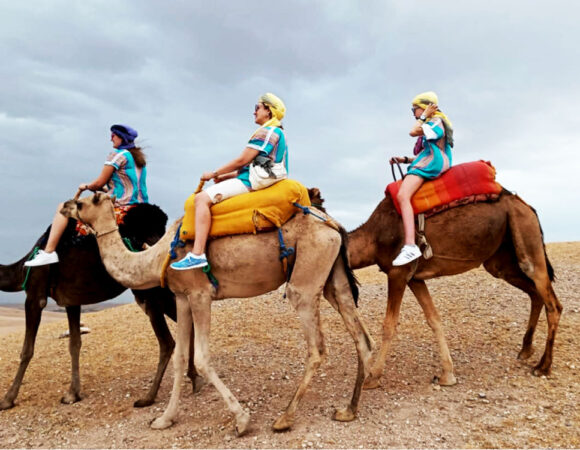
xmin=1 ymin=0 xmax=579 ymax=273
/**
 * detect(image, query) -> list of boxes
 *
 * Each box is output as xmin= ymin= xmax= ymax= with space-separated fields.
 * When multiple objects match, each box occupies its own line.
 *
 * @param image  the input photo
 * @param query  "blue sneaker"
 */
xmin=170 ymin=252 xmax=208 ymax=270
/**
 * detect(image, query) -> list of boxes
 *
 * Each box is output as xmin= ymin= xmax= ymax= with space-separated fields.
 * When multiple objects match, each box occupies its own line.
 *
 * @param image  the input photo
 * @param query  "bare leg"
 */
xmin=45 ymin=202 xmax=69 ymax=253
xmin=192 ymin=192 xmax=212 ymax=255
xmin=408 ymin=279 xmax=456 ymax=385
xmin=61 ymin=305 xmax=82 ymax=404
xmin=396 ymin=175 xmax=424 ymax=245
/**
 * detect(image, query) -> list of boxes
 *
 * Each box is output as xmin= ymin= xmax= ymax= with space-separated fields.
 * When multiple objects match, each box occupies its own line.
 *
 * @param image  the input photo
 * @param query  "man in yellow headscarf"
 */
xmin=390 ymin=91 xmax=455 ymax=266
xmin=171 ymin=93 xmax=289 ymax=270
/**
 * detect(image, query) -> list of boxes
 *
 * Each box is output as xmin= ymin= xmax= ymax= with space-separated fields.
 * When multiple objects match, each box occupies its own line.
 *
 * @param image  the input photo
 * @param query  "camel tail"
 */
xmin=338 ymin=225 xmax=360 ymax=306
xmin=528 ymin=204 xmax=555 ymax=282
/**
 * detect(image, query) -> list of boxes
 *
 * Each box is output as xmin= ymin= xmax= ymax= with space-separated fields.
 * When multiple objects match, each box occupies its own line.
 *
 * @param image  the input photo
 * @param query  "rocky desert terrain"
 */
xmin=0 ymin=242 xmax=578 ymax=448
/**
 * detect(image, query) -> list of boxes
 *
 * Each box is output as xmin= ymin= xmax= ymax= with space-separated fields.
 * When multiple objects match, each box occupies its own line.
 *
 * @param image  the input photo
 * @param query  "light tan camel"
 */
xmin=61 ymin=192 xmax=373 ymax=435
xmin=329 ymin=189 xmax=561 ymax=389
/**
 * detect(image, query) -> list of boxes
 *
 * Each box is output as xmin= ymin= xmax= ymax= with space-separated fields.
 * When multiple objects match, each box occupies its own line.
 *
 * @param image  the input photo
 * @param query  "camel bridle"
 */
xmin=72 ymin=192 xmax=118 ymax=238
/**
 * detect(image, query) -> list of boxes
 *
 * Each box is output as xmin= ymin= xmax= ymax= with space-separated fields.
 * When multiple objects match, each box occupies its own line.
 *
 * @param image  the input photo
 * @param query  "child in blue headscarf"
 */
xmin=25 ymin=124 xmax=149 ymax=266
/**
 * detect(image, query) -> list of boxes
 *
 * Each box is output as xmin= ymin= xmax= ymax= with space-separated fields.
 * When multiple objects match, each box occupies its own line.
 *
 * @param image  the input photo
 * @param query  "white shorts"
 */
xmin=204 ymin=178 xmax=250 ymax=204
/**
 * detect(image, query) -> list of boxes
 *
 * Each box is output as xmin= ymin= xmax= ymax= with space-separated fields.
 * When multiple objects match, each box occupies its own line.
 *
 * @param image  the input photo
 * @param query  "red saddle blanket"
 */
xmin=386 ymin=160 xmax=503 ymax=215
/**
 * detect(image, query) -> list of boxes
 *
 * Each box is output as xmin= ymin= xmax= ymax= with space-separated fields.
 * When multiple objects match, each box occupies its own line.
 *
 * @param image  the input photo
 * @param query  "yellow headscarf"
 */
xmin=412 ymin=91 xmax=454 ymax=147
xmin=258 ymin=93 xmax=286 ymax=128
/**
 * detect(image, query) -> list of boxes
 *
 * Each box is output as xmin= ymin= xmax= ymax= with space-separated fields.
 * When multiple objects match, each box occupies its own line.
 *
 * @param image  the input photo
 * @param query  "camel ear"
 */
xmin=109 ymin=195 xmax=117 ymax=203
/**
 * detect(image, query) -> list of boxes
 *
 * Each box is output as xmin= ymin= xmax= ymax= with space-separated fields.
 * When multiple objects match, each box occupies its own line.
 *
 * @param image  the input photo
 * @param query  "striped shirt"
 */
xmin=237 ymin=126 xmax=288 ymax=188
xmin=104 ymin=149 xmax=149 ymax=205
xmin=407 ymin=117 xmax=452 ymax=180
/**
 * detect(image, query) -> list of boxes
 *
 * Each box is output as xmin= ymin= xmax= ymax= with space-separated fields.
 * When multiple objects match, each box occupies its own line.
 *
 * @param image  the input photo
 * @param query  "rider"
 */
xmin=24 ymin=124 xmax=149 ymax=267
xmin=171 ymin=93 xmax=288 ymax=270
xmin=390 ymin=91 xmax=454 ymax=266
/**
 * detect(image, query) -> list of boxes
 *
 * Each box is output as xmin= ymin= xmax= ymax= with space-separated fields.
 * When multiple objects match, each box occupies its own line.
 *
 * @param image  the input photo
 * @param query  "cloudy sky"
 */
xmin=1 ymin=0 xmax=579 ymax=267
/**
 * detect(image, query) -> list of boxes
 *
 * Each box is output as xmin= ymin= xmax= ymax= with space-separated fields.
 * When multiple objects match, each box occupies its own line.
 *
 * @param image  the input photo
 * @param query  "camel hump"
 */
xmin=49 ymin=203 xmax=168 ymax=254
xmin=119 ymin=203 xmax=168 ymax=249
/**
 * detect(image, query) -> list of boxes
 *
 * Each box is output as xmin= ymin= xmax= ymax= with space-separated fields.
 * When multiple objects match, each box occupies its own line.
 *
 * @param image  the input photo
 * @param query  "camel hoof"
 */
xmin=150 ymin=416 xmax=174 ymax=430
xmin=532 ymin=366 xmax=550 ymax=377
xmin=133 ymin=397 xmax=155 ymax=408
xmin=363 ymin=376 xmax=381 ymax=390
xmin=0 ymin=399 xmax=15 ymax=411
xmin=192 ymin=375 xmax=205 ymax=394
xmin=61 ymin=392 xmax=81 ymax=404
xmin=235 ymin=411 xmax=251 ymax=437
xmin=272 ymin=414 xmax=294 ymax=432
xmin=333 ymin=407 xmax=356 ymax=422
xmin=517 ymin=347 xmax=534 ymax=360
xmin=435 ymin=373 xmax=457 ymax=386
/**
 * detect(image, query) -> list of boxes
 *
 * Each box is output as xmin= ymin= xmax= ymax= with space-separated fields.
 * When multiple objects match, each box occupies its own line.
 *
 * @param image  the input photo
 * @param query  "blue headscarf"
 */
xmin=111 ymin=124 xmax=138 ymax=149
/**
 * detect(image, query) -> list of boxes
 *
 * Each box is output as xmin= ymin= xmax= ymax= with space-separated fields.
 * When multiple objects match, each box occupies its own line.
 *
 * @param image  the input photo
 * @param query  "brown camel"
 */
xmin=61 ymin=192 xmax=374 ymax=435
xmin=0 ymin=205 xmax=199 ymax=411
xmin=312 ymin=188 xmax=562 ymax=388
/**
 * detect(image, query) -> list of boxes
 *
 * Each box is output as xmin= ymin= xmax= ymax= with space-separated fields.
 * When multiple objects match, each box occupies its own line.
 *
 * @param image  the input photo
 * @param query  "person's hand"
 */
xmin=200 ymin=171 xmax=215 ymax=182
xmin=78 ymin=183 xmax=89 ymax=192
xmin=423 ymin=103 xmax=438 ymax=119
xmin=390 ymin=156 xmax=410 ymax=165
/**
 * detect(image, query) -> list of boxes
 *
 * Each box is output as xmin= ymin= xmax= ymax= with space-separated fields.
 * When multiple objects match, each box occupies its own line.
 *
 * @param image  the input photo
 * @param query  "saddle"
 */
xmin=386 ymin=160 xmax=503 ymax=217
xmin=180 ymin=179 xmax=311 ymax=240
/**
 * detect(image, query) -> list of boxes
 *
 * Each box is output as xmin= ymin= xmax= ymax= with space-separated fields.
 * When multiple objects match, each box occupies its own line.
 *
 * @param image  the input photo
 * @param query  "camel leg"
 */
xmin=323 ymin=258 xmax=373 ymax=423
xmin=187 ymin=292 xmax=250 ymax=436
xmin=150 ymin=294 xmax=192 ymax=430
xmin=484 ymin=240 xmax=562 ymax=375
xmin=272 ymin=283 xmax=324 ymax=432
xmin=0 ymin=292 xmax=45 ymax=410
xmin=407 ymin=279 xmax=456 ymax=386
xmin=61 ymin=305 xmax=82 ymax=404
xmin=364 ymin=273 xmax=407 ymax=389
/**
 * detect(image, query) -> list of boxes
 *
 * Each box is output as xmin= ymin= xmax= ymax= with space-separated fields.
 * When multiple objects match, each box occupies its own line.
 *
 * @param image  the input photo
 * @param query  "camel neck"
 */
xmin=95 ymin=220 xmax=180 ymax=290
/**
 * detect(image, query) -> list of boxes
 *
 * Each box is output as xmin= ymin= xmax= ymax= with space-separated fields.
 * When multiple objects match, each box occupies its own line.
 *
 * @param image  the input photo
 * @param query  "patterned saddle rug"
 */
xmin=386 ymin=160 xmax=503 ymax=216
xmin=180 ymin=179 xmax=311 ymax=240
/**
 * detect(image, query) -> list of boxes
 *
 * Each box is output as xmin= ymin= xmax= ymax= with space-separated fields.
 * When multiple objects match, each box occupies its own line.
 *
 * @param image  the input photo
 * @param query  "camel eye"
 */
xmin=76 ymin=202 xmax=83 ymax=210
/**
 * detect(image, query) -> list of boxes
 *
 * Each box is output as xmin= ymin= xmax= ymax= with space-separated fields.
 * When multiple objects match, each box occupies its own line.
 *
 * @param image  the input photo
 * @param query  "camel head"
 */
xmin=307 ymin=187 xmax=326 ymax=213
xmin=61 ymin=192 xmax=117 ymax=233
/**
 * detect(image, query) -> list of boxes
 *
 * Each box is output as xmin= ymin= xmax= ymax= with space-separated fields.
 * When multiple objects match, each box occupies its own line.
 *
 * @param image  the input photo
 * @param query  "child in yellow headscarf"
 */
xmin=171 ymin=93 xmax=288 ymax=270
xmin=390 ymin=91 xmax=454 ymax=266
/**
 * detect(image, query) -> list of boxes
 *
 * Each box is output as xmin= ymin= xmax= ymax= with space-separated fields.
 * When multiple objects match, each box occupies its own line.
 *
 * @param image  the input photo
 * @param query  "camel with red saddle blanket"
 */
xmin=315 ymin=160 xmax=562 ymax=389
xmin=60 ymin=186 xmax=373 ymax=435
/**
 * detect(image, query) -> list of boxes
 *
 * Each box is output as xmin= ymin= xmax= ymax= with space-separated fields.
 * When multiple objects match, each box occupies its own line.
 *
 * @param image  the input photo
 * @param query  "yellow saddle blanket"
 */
xmin=180 ymin=179 xmax=311 ymax=240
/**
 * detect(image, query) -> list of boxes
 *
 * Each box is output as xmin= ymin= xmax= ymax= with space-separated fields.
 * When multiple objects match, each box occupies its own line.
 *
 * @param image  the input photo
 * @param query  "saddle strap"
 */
xmin=416 ymin=213 xmax=433 ymax=260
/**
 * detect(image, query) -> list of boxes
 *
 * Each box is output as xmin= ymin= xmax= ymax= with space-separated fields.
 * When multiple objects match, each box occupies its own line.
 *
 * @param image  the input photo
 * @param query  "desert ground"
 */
xmin=0 ymin=242 xmax=578 ymax=448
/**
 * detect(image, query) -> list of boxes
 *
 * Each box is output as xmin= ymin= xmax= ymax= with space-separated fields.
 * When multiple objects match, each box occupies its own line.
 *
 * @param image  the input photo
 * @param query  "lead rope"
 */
xmin=21 ymin=246 xmax=41 ymax=290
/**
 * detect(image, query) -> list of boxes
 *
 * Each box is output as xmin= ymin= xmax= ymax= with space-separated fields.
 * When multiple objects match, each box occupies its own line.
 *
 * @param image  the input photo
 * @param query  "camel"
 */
xmin=0 ymin=205 xmax=199 ymax=411
xmin=311 ymin=188 xmax=562 ymax=388
xmin=60 ymin=191 xmax=374 ymax=435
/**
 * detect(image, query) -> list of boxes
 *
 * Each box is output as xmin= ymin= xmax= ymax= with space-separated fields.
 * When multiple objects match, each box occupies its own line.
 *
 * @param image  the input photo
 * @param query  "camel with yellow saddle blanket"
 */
xmin=60 ymin=185 xmax=374 ymax=436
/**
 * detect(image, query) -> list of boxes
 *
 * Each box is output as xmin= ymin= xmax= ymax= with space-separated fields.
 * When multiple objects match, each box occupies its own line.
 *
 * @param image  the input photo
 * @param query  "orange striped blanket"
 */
xmin=386 ymin=160 xmax=503 ymax=216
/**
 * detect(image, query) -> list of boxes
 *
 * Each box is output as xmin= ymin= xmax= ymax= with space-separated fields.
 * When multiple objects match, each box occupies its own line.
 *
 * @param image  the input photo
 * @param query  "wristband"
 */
xmin=419 ymin=114 xmax=427 ymax=122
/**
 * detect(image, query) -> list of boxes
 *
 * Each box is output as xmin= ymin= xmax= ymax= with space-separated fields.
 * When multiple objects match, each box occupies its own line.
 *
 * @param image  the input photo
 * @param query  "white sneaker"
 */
xmin=392 ymin=245 xmax=422 ymax=266
xmin=24 ymin=250 xmax=59 ymax=267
